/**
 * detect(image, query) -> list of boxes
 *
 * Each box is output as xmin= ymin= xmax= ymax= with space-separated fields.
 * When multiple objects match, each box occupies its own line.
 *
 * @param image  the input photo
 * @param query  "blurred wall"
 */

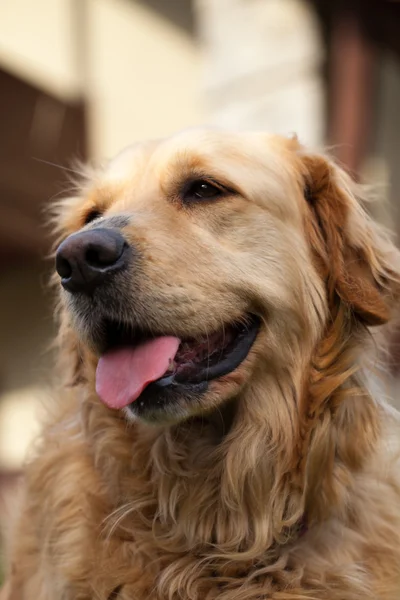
xmin=0 ymin=0 xmax=81 ymax=100
xmin=195 ymin=0 xmax=325 ymax=147
xmin=0 ymin=0 xmax=203 ymax=159
xmin=86 ymin=0 xmax=202 ymax=158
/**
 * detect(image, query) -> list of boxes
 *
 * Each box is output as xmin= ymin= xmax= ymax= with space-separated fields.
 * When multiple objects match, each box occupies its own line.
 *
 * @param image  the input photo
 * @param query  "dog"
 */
xmin=2 ymin=130 xmax=400 ymax=599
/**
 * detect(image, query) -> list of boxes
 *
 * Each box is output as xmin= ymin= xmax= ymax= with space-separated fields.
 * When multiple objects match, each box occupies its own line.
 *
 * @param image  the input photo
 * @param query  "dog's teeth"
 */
xmin=167 ymin=359 xmax=177 ymax=372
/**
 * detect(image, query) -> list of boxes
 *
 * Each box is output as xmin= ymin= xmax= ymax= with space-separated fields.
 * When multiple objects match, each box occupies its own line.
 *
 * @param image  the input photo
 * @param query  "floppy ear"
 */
xmin=302 ymin=154 xmax=400 ymax=326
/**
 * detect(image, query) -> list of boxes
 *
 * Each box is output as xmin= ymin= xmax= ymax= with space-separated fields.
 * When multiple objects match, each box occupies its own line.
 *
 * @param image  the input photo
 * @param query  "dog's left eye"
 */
xmin=182 ymin=180 xmax=224 ymax=202
xmin=83 ymin=208 xmax=102 ymax=225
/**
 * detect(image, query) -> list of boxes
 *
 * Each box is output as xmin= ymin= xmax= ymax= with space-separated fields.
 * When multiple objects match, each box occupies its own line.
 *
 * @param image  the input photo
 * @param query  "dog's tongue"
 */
xmin=96 ymin=337 xmax=180 ymax=409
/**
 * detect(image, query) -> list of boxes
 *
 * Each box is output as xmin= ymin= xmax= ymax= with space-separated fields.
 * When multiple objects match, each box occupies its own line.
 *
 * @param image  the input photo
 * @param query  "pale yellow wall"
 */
xmin=85 ymin=0 xmax=203 ymax=158
xmin=0 ymin=0 xmax=81 ymax=100
xmin=0 ymin=0 xmax=203 ymax=158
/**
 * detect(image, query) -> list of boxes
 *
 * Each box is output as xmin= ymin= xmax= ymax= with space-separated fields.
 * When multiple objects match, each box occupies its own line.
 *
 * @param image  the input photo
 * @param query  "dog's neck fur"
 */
xmin=82 ymin=316 xmax=379 ymax=568
xmin=84 ymin=373 xmax=304 ymax=563
xmin=49 ymin=306 xmax=389 ymax=600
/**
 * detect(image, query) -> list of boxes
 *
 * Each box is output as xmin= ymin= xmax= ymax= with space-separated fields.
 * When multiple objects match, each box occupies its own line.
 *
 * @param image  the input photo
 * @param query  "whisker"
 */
xmin=32 ymin=156 xmax=83 ymax=175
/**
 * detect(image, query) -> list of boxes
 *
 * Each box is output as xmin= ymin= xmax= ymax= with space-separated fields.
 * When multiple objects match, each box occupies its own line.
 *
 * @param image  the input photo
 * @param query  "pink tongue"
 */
xmin=96 ymin=336 xmax=180 ymax=409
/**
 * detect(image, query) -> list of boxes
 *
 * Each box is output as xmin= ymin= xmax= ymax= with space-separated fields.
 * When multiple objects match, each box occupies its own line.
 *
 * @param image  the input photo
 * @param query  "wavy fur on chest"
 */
xmin=7 ymin=351 xmax=400 ymax=599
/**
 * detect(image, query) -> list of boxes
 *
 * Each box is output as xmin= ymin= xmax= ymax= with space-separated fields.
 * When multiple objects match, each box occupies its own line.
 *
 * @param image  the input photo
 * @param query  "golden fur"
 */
xmin=2 ymin=130 xmax=400 ymax=599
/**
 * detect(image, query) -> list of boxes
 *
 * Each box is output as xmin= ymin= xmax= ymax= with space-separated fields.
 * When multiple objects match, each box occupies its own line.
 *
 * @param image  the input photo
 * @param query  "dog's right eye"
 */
xmin=83 ymin=208 xmax=102 ymax=225
xmin=182 ymin=179 xmax=225 ymax=203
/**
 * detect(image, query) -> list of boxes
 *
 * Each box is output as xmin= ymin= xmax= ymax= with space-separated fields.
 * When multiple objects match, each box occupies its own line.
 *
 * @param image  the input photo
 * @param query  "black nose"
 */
xmin=56 ymin=228 xmax=128 ymax=293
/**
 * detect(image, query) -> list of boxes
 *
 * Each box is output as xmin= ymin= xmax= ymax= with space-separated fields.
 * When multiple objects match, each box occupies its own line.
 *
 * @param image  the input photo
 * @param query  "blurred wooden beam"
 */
xmin=328 ymin=10 xmax=376 ymax=175
xmin=0 ymin=68 xmax=86 ymax=261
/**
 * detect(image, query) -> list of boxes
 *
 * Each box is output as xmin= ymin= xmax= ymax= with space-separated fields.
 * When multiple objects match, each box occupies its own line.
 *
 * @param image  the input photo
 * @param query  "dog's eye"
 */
xmin=182 ymin=180 xmax=224 ymax=203
xmin=83 ymin=208 xmax=102 ymax=225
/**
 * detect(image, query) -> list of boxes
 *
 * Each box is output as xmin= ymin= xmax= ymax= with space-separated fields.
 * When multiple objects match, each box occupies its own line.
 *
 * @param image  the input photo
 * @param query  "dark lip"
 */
xmin=94 ymin=314 xmax=260 ymax=417
xmin=126 ymin=315 xmax=260 ymax=418
xmin=160 ymin=315 xmax=260 ymax=386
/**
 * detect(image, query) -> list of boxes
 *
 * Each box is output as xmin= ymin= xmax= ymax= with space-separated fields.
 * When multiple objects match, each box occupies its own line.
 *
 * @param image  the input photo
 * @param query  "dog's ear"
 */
xmin=302 ymin=154 xmax=399 ymax=326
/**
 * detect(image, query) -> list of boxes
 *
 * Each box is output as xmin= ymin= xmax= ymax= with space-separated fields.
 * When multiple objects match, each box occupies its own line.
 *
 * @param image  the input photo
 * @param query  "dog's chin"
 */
xmin=86 ymin=313 xmax=261 ymax=425
xmin=123 ymin=380 xmax=209 ymax=425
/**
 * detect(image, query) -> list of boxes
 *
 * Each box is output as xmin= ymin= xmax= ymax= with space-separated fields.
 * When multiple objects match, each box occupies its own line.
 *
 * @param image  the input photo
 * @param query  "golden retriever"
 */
xmin=2 ymin=130 xmax=400 ymax=599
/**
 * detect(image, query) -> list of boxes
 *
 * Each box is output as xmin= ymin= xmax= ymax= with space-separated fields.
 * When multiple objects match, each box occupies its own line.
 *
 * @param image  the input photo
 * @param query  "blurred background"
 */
xmin=1 ymin=0 xmax=400 ymax=563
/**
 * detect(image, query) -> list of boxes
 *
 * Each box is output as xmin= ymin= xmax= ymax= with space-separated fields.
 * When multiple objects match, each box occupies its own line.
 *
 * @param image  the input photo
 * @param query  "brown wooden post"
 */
xmin=328 ymin=9 xmax=376 ymax=176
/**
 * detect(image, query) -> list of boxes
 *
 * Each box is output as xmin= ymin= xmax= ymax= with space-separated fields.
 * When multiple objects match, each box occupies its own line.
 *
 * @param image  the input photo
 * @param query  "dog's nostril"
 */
xmin=56 ymin=254 xmax=73 ymax=279
xmin=85 ymin=241 xmax=125 ymax=269
xmin=85 ymin=247 xmax=104 ymax=268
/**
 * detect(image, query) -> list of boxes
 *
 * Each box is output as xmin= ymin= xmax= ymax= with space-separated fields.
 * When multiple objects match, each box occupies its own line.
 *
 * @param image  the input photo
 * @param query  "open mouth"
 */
xmin=95 ymin=315 xmax=260 ymax=410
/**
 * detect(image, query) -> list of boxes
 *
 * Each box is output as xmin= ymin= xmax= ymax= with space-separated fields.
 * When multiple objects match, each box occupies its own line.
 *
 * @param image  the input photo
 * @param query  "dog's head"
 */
xmin=53 ymin=130 xmax=399 ymax=425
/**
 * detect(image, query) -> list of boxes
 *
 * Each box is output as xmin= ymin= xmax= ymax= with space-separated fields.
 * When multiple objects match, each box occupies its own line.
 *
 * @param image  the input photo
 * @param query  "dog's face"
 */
xmin=55 ymin=130 xmax=396 ymax=424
